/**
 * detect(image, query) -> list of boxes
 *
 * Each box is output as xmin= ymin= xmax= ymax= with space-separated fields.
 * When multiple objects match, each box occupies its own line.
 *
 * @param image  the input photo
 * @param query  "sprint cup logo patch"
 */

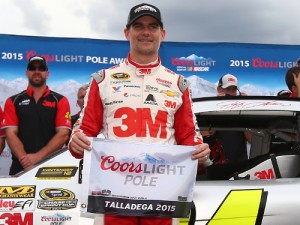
xmin=111 ymin=73 xmax=130 ymax=80
xmin=37 ymin=188 xmax=78 ymax=210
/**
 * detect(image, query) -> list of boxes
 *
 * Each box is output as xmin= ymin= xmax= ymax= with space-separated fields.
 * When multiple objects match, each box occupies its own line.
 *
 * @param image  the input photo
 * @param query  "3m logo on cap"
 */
xmin=227 ymin=77 xmax=236 ymax=82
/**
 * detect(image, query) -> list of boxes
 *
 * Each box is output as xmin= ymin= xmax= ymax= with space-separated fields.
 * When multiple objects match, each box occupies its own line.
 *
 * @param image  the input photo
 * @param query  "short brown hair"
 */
xmin=285 ymin=67 xmax=300 ymax=91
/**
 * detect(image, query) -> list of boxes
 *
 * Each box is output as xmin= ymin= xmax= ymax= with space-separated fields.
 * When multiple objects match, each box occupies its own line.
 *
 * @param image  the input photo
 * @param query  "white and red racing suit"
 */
xmin=69 ymin=55 xmax=202 ymax=225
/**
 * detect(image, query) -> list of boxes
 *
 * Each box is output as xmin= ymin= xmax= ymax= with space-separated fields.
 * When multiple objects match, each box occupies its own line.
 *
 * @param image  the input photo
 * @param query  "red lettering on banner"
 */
xmin=113 ymin=107 xmax=168 ymax=138
xmin=172 ymin=58 xmax=194 ymax=66
xmin=0 ymin=212 xmax=33 ymax=225
xmin=254 ymin=168 xmax=275 ymax=179
xmin=100 ymin=156 xmax=143 ymax=173
xmin=252 ymin=58 xmax=279 ymax=68
xmin=26 ymin=50 xmax=55 ymax=62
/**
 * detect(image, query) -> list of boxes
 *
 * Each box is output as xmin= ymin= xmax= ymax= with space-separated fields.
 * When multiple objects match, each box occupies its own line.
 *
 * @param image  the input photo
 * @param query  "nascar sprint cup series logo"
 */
xmin=38 ymin=188 xmax=78 ymax=210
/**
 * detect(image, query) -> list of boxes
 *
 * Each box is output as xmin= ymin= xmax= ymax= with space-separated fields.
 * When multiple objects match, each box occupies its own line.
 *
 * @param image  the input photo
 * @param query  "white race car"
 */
xmin=192 ymin=96 xmax=300 ymax=225
xmin=0 ymin=96 xmax=299 ymax=225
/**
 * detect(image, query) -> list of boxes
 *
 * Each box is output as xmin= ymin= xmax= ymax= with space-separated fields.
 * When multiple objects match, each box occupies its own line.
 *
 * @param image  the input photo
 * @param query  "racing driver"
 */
xmin=68 ymin=3 xmax=210 ymax=225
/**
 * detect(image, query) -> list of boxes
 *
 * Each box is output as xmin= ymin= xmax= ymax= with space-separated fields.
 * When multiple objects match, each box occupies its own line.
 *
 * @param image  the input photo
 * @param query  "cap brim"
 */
xmin=221 ymin=83 xmax=238 ymax=88
xmin=127 ymin=13 xmax=163 ymax=27
xmin=27 ymin=60 xmax=48 ymax=70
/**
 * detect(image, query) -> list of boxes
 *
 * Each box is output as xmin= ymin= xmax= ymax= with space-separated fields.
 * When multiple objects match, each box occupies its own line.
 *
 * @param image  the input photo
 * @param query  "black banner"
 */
xmin=87 ymin=195 xmax=191 ymax=218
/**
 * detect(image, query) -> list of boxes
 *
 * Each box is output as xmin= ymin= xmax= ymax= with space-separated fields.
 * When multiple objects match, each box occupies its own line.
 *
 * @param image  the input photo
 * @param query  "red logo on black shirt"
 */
xmin=42 ymin=100 xmax=56 ymax=108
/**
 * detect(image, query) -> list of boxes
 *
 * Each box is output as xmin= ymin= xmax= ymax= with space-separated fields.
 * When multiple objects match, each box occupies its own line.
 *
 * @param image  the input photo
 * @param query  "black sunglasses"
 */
xmin=27 ymin=65 xmax=47 ymax=72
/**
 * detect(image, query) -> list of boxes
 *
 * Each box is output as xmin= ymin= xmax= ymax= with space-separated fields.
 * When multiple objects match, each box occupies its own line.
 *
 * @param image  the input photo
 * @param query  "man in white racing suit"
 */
xmin=68 ymin=3 xmax=210 ymax=225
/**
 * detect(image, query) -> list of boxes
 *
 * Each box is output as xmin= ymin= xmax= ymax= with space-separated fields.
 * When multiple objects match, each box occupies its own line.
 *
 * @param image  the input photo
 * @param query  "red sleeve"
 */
xmin=79 ymin=79 xmax=104 ymax=137
xmin=174 ymin=88 xmax=202 ymax=146
xmin=55 ymin=96 xmax=72 ymax=129
xmin=0 ymin=106 xmax=5 ymax=137
xmin=2 ymin=98 xmax=18 ymax=128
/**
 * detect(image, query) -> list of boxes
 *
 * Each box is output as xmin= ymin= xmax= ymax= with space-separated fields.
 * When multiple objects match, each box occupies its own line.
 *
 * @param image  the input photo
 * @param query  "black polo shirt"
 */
xmin=3 ymin=86 xmax=71 ymax=174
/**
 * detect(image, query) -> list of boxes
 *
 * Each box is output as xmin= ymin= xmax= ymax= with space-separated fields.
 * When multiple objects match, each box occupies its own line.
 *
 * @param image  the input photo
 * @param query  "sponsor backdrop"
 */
xmin=1 ymin=34 xmax=300 ymax=113
xmin=1 ymin=33 xmax=300 ymax=175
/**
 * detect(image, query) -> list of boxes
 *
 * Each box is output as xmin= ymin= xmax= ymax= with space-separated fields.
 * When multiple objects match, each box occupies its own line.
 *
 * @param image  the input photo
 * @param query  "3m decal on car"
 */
xmin=0 ymin=212 xmax=33 ymax=225
xmin=207 ymin=189 xmax=268 ymax=225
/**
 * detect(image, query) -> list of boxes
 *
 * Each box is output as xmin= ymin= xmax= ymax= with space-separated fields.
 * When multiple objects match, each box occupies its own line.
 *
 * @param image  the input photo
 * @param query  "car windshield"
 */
xmin=194 ymin=96 xmax=300 ymax=180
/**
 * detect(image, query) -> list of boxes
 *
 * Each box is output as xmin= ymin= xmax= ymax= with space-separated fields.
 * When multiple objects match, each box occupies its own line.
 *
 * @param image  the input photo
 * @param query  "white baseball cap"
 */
xmin=218 ymin=74 xmax=238 ymax=88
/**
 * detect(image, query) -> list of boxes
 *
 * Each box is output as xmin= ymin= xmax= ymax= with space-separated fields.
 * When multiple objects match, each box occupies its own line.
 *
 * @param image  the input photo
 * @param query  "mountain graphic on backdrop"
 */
xmin=0 ymin=78 xmax=82 ymax=114
xmin=187 ymin=75 xmax=275 ymax=97
xmin=0 ymin=76 xmax=275 ymax=114
xmin=179 ymin=54 xmax=211 ymax=61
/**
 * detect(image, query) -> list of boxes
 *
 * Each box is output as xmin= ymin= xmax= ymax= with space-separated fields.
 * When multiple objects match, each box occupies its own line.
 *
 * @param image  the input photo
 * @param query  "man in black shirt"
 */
xmin=2 ymin=55 xmax=72 ymax=175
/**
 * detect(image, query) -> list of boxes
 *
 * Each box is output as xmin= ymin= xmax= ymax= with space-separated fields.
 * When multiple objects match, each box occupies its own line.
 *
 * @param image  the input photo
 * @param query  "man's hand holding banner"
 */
xmin=80 ymin=138 xmax=198 ymax=218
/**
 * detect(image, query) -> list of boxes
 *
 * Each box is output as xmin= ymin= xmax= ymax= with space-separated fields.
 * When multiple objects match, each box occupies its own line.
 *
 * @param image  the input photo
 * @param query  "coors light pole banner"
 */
xmin=80 ymin=138 xmax=198 ymax=218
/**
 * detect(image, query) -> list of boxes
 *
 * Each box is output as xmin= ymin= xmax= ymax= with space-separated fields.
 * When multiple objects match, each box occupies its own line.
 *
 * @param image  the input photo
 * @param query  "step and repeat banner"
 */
xmin=1 ymin=34 xmax=300 ymax=112
xmin=1 ymin=33 xmax=300 ymax=175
